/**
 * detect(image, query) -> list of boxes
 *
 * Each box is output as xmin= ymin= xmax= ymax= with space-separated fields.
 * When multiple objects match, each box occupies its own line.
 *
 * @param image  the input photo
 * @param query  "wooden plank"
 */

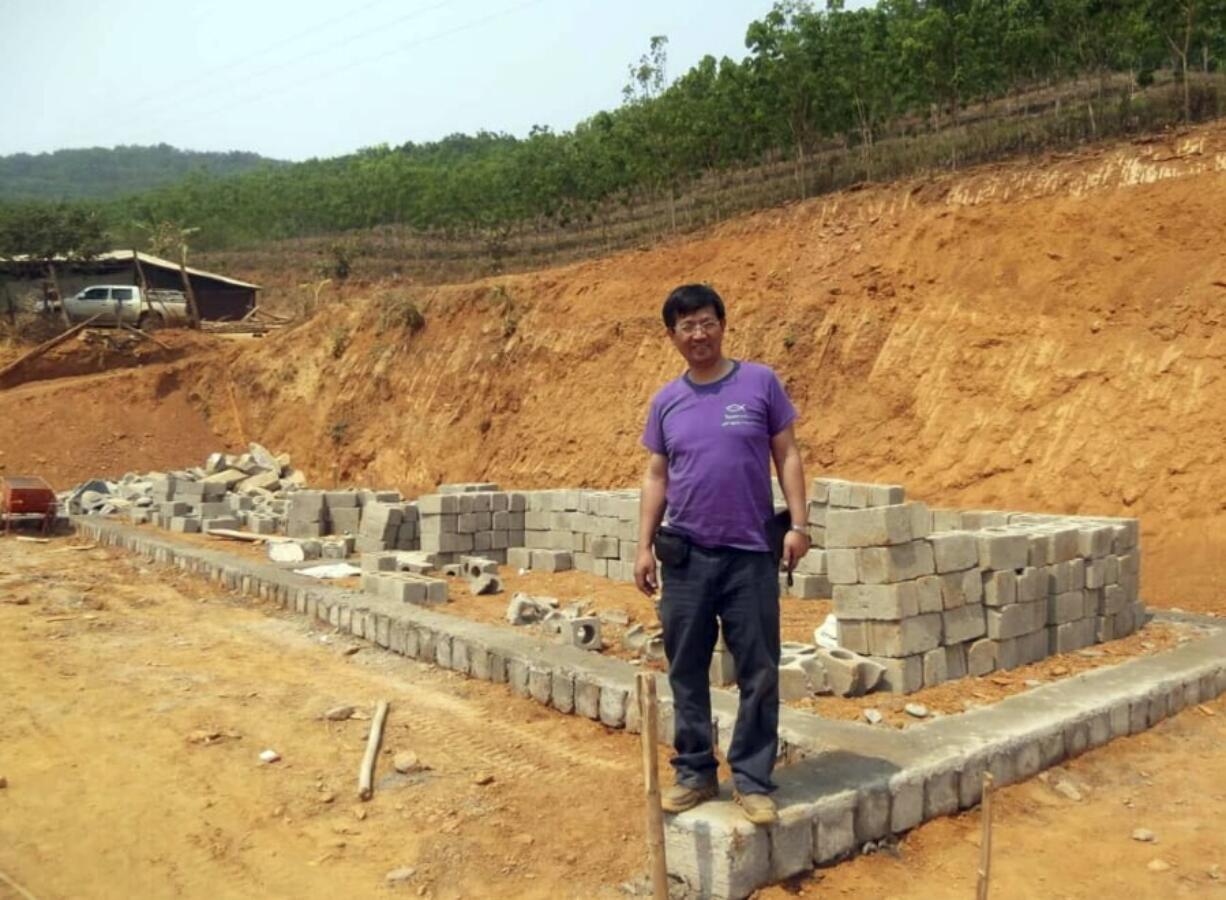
xmin=0 ymin=313 xmax=104 ymax=380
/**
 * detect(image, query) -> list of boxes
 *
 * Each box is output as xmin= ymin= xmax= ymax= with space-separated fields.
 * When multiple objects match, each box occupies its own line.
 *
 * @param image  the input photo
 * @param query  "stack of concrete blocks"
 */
xmin=956 ymin=510 xmax=1146 ymax=659
xmin=777 ymin=478 xmax=910 ymax=601
xmin=360 ymin=551 xmax=448 ymax=605
xmin=354 ymin=499 xmax=419 ymax=554
xmin=820 ymin=478 xmax=1145 ymax=692
xmin=511 ymin=489 xmax=640 ymax=582
xmin=416 ymin=484 xmax=525 ymax=564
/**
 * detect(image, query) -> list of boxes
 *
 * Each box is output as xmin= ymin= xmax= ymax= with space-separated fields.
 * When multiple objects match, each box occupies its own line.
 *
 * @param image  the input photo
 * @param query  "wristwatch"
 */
xmin=788 ymin=525 xmax=809 ymax=536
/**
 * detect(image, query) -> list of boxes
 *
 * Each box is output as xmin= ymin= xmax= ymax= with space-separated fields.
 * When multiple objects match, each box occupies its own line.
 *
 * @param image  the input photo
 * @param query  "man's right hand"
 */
xmin=634 ymin=547 xmax=658 ymax=597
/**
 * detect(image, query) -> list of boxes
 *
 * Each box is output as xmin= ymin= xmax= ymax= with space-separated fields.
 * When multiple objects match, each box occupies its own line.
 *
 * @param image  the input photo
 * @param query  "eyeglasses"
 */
xmin=674 ymin=318 xmax=722 ymax=336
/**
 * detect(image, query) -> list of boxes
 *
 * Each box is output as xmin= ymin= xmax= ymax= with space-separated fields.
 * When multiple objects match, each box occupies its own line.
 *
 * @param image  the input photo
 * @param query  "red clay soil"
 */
xmin=1 ymin=123 xmax=1225 ymax=616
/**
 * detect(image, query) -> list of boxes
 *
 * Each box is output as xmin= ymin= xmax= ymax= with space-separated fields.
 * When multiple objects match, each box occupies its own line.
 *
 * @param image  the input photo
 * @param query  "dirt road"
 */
xmin=2 ymin=535 xmax=1224 ymax=899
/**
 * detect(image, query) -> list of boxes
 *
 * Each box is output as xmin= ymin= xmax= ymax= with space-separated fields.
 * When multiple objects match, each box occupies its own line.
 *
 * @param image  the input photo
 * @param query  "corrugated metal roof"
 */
xmin=0 ymin=250 xmax=260 ymax=291
xmin=96 ymin=250 xmax=261 ymax=290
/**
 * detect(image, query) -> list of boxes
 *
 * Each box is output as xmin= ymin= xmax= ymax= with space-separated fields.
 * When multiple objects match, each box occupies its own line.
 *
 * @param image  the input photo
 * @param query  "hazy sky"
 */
xmin=0 ymin=0 xmax=818 ymax=161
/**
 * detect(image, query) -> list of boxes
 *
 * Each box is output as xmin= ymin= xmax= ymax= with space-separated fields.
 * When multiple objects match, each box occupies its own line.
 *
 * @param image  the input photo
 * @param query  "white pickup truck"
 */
xmin=62 ymin=284 xmax=190 ymax=328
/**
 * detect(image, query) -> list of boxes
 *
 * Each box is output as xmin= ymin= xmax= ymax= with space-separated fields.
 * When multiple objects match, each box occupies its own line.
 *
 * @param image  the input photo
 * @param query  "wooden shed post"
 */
xmin=178 ymin=244 xmax=202 ymax=329
xmin=46 ymin=262 xmax=71 ymax=327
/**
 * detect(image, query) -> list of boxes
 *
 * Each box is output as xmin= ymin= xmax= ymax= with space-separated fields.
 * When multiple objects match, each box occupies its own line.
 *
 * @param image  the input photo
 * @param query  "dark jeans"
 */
xmin=659 ymin=544 xmax=780 ymax=795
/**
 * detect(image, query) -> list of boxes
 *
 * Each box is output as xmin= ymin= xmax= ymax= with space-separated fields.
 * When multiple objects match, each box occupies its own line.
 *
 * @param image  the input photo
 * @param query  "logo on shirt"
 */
xmin=722 ymin=403 xmax=754 ymax=427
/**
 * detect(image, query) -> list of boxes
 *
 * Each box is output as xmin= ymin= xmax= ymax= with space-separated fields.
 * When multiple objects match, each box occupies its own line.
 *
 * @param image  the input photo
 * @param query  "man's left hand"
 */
xmin=782 ymin=529 xmax=809 ymax=574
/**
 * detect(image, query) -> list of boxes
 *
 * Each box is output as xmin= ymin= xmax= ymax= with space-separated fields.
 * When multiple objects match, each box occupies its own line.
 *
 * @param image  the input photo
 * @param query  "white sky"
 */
xmin=0 ymin=0 xmax=855 ymax=161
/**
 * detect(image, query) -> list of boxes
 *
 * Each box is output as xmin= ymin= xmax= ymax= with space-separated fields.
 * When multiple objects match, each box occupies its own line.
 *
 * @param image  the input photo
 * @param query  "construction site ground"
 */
xmin=2 ymin=535 xmax=1225 ymax=899
xmin=3 ymin=120 xmax=1226 ymax=897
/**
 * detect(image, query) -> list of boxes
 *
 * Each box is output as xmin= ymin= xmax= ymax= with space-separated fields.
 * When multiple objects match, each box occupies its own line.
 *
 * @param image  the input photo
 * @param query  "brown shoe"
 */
xmin=661 ymin=782 xmax=718 ymax=814
xmin=735 ymin=792 xmax=778 ymax=825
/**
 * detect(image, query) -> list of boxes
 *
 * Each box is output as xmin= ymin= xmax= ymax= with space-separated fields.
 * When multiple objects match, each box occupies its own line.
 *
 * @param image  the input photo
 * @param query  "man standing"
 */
xmin=635 ymin=283 xmax=808 ymax=825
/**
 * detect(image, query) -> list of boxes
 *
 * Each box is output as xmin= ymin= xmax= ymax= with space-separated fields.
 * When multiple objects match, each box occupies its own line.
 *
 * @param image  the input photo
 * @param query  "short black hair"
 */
xmin=662 ymin=284 xmax=726 ymax=330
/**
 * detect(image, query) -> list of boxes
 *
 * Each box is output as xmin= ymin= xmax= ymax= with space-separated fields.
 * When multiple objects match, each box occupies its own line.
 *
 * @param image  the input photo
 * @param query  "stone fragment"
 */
xmin=386 ymin=867 xmax=417 ymax=884
xmin=323 ymin=705 xmax=354 ymax=721
xmin=393 ymin=752 xmax=424 ymax=774
xmin=904 ymin=703 xmax=929 ymax=718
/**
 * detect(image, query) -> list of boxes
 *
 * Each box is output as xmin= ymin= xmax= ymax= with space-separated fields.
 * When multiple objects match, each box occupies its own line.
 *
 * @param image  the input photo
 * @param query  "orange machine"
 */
xmin=1 ymin=476 xmax=58 ymax=535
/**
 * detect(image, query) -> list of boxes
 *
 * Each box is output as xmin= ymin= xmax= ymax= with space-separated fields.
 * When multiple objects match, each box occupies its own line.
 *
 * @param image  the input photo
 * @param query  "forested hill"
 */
xmin=0 ymin=144 xmax=285 ymax=201
xmin=0 ymin=0 xmax=1223 ymax=260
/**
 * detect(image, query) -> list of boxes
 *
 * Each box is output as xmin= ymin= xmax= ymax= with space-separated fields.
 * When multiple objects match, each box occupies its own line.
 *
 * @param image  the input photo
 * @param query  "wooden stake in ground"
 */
xmin=977 ymin=771 xmax=996 ymax=900
xmin=636 ymin=672 xmax=669 ymax=900
xmin=358 ymin=700 xmax=390 ymax=801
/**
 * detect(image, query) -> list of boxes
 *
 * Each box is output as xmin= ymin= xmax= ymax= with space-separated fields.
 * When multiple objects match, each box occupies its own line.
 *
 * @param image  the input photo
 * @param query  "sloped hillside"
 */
xmin=204 ymin=124 xmax=1225 ymax=609
xmin=2 ymin=124 xmax=1222 ymax=610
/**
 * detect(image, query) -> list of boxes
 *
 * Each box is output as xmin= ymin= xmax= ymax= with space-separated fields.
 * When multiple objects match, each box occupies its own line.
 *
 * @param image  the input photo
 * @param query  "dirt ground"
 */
xmin=2 ymin=535 xmax=1224 ymax=900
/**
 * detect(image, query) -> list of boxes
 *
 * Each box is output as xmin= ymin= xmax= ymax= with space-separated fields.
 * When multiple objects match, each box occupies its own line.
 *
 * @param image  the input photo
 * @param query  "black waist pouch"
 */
xmin=764 ymin=509 xmax=792 ymax=565
xmin=653 ymin=525 xmax=691 ymax=567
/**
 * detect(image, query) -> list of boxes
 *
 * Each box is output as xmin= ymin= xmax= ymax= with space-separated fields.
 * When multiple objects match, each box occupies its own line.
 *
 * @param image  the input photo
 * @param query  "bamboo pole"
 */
xmin=357 ymin=700 xmax=390 ymax=801
xmin=0 ymin=313 xmax=103 ymax=381
xmin=178 ymin=245 xmax=202 ymax=329
xmin=976 ymin=772 xmax=995 ymax=900
xmin=636 ymin=672 xmax=668 ymax=900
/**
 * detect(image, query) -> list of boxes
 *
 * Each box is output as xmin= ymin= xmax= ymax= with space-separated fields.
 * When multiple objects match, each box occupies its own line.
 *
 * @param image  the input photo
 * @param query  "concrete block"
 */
xmin=665 ymin=804 xmax=770 ymax=900
xmin=1048 ymin=590 xmax=1087 ymax=625
xmin=1044 ymin=526 xmax=1082 ymax=562
xmin=787 ymin=572 xmax=831 ymax=600
xmin=943 ymin=602 xmax=986 ymax=644
xmin=868 ymin=613 xmax=942 ymax=657
xmin=873 ymin=655 xmax=924 ymax=693
xmin=813 ymin=791 xmax=857 ymax=864
xmin=551 ymin=671 xmax=575 ymax=714
xmin=558 ymin=617 xmax=602 ymax=651
xmin=967 ymin=638 xmax=997 ymax=676
xmin=326 ymin=506 xmax=360 ymax=534
xmin=854 ymin=783 xmax=891 ymax=842
xmin=827 ymin=549 xmax=859 ymax=584
xmin=287 ymin=519 xmax=328 ymax=539
xmin=945 ymin=643 xmax=969 ymax=679
xmin=508 ymin=658 xmax=530 ymax=697
xmin=598 ymin=685 xmax=628 ymax=728
xmin=889 ymin=770 xmax=925 ymax=833
xmin=857 ymin=540 xmax=935 ymax=584
xmin=417 ymin=494 xmax=460 ymax=514
xmin=1016 ymin=566 xmax=1045 ymax=602
xmin=833 ymin=582 xmax=919 ymax=620
xmin=826 ymin=504 xmax=914 ymax=548
xmin=986 ymin=601 xmax=1045 ymax=640
xmin=710 ymin=639 xmax=736 ymax=686
xmin=982 ymin=570 xmax=1017 ymax=607
xmin=531 ymin=549 xmax=573 ymax=572
xmin=921 ymin=765 xmax=961 ymax=819
xmin=977 ymin=530 xmax=1030 ymax=570
xmin=817 ymin=647 xmax=885 ymax=697
xmin=834 ymin=620 xmax=870 ymax=655
xmin=528 ymin=666 xmax=552 ymax=705
xmin=866 ymin=484 xmax=906 ymax=506
xmin=908 ymin=502 xmax=932 ymax=540
xmin=923 ymin=647 xmax=948 ymax=687
xmin=939 ymin=568 xmax=981 ymax=609
xmin=915 ymin=575 xmax=944 ymax=614
xmin=928 ymin=532 xmax=978 ymax=573
xmin=506 ymin=547 xmax=532 ymax=570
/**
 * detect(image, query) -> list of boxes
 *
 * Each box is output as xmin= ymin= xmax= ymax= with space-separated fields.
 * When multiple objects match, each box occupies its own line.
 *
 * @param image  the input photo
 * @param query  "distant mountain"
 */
xmin=0 ymin=144 xmax=286 ymax=201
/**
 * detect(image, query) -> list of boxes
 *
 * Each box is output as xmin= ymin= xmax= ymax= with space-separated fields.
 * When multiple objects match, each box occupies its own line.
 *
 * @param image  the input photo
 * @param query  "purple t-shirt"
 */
xmin=642 ymin=360 xmax=796 ymax=552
